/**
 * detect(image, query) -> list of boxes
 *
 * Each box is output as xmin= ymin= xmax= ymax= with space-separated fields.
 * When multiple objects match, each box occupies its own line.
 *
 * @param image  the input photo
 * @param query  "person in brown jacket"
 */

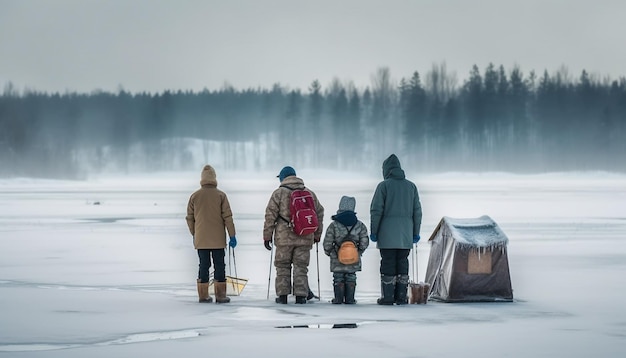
xmin=186 ymin=165 xmax=237 ymax=304
xmin=263 ymin=166 xmax=324 ymax=304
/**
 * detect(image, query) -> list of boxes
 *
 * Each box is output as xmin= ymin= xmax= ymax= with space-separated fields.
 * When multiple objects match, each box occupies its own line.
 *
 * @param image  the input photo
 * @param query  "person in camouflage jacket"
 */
xmin=323 ymin=196 xmax=369 ymax=304
xmin=263 ymin=166 xmax=324 ymax=304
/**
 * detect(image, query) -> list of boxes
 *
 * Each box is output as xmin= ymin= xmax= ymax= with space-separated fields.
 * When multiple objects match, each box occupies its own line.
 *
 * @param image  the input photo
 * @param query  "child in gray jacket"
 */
xmin=323 ymin=196 xmax=369 ymax=304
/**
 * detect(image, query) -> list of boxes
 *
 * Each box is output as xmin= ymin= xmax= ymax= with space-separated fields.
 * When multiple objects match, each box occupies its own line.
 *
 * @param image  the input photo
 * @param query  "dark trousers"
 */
xmin=198 ymin=249 xmax=226 ymax=283
xmin=379 ymin=249 xmax=410 ymax=276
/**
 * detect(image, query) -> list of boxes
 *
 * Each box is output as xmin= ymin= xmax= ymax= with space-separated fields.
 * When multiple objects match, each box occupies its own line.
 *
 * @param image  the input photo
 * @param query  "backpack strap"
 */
xmin=334 ymin=224 xmax=356 ymax=251
xmin=276 ymin=185 xmax=299 ymax=226
xmin=279 ymin=184 xmax=307 ymax=191
xmin=277 ymin=214 xmax=290 ymax=226
xmin=341 ymin=223 xmax=355 ymax=237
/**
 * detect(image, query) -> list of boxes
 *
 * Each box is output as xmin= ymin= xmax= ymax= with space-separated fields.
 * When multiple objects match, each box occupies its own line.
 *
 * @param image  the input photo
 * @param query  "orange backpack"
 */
xmin=337 ymin=225 xmax=359 ymax=265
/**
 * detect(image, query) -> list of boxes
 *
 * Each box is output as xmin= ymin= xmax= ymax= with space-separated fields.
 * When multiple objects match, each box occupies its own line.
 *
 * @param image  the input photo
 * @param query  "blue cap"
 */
xmin=277 ymin=166 xmax=296 ymax=182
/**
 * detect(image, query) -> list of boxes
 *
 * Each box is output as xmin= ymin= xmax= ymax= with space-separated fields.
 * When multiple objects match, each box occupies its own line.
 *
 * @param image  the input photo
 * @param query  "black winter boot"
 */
xmin=275 ymin=295 xmax=288 ymax=304
xmin=395 ymin=274 xmax=409 ymax=305
xmin=344 ymin=282 xmax=357 ymax=304
xmin=377 ymin=275 xmax=395 ymax=305
xmin=295 ymin=296 xmax=307 ymax=304
xmin=332 ymin=282 xmax=345 ymax=304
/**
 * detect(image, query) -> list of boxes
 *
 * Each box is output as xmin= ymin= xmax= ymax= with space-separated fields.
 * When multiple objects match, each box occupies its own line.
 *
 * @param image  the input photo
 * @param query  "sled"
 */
xmin=409 ymin=242 xmax=430 ymax=304
xmin=207 ymin=247 xmax=247 ymax=296
xmin=409 ymin=281 xmax=430 ymax=304
xmin=208 ymin=274 xmax=248 ymax=296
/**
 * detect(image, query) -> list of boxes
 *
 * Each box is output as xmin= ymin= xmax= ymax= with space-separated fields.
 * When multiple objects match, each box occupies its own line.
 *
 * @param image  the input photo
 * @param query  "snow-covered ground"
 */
xmin=1 ymin=171 xmax=625 ymax=357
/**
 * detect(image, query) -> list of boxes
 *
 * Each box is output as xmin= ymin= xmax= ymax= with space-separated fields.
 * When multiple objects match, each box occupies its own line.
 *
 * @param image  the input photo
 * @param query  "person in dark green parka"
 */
xmin=369 ymin=154 xmax=422 ymax=305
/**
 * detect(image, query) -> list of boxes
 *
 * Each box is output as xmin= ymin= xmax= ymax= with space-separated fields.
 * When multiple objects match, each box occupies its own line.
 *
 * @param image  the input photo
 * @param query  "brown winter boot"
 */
xmin=197 ymin=279 xmax=212 ymax=303
xmin=215 ymin=281 xmax=231 ymax=303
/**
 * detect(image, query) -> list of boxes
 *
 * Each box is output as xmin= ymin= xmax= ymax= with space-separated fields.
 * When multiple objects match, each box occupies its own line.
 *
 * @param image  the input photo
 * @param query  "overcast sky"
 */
xmin=1 ymin=0 xmax=625 ymax=94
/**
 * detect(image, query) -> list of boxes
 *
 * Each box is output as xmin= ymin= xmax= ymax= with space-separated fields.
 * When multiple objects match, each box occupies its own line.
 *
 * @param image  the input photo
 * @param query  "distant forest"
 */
xmin=1 ymin=63 xmax=625 ymax=178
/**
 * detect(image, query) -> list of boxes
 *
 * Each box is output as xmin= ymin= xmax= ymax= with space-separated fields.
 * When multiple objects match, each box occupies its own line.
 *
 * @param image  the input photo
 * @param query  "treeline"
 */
xmin=1 ymin=63 xmax=625 ymax=178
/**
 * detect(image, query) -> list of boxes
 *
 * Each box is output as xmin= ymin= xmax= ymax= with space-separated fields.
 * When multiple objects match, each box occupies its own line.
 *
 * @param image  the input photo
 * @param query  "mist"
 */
xmin=1 ymin=63 xmax=625 ymax=179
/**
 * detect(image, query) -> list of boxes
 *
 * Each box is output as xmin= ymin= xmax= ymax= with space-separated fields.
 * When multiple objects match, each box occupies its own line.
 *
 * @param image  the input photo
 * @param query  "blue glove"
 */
xmin=413 ymin=235 xmax=420 ymax=244
xmin=370 ymin=234 xmax=377 ymax=242
xmin=229 ymin=236 xmax=237 ymax=248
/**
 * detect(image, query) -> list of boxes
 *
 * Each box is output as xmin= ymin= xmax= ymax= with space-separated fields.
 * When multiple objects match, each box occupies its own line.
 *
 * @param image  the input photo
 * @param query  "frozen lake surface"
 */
xmin=1 ymin=171 xmax=625 ymax=357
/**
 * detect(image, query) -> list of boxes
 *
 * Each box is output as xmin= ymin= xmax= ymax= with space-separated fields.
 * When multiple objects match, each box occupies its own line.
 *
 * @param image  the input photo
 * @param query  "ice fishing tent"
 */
xmin=425 ymin=216 xmax=513 ymax=302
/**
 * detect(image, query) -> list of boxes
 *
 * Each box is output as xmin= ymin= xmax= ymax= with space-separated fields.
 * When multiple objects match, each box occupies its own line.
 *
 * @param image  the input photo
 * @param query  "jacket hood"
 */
xmin=279 ymin=175 xmax=305 ymax=189
xmin=337 ymin=195 xmax=356 ymax=214
xmin=200 ymin=165 xmax=218 ymax=186
xmin=382 ymin=154 xmax=405 ymax=179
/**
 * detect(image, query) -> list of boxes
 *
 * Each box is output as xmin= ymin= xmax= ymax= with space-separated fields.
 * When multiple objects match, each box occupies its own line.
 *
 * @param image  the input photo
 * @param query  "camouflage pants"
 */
xmin=333 ymin=272 xmax=357 ymax=284
xmin=274 ymin=244 xmax=311 ymax=296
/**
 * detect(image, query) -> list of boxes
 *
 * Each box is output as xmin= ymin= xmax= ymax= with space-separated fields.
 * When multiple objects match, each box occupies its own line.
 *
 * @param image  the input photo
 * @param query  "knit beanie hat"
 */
xmin=277 ymin=166 xmax=296 ymax=182
xmin=337 ymin=195 xmax=356 ymax=214
xmin=200 ymin=165 xmax=217 ymax=186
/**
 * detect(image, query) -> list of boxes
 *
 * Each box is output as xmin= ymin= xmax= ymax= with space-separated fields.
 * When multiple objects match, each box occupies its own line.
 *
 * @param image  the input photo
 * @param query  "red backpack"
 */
xmin=280 ymin=187 xmax=319 ymax=236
